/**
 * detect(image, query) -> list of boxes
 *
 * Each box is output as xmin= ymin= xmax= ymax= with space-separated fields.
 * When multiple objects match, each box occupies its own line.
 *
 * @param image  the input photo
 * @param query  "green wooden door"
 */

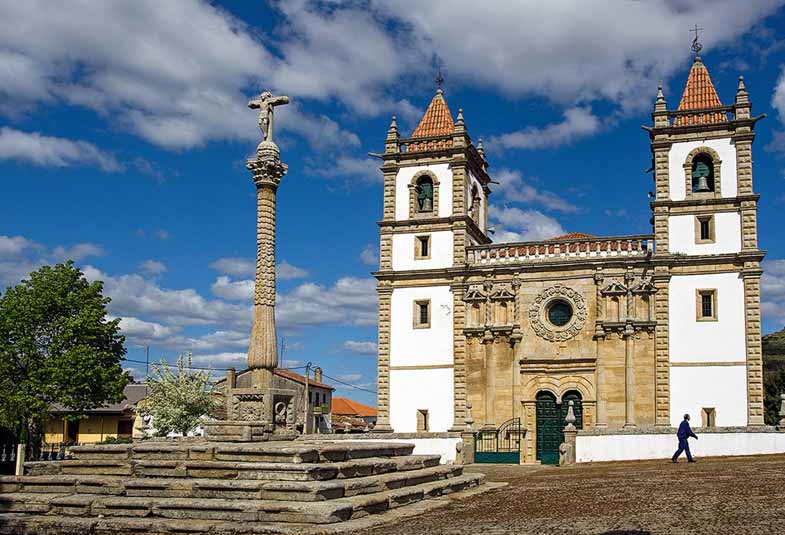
xmin=560 ymin=391 xmax=584 ymax=437
xmin=536 ymin=392 xmax=560 ymax=465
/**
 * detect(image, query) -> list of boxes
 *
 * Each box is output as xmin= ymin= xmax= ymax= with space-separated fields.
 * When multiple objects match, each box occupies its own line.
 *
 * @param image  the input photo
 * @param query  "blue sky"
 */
xmin=3 ymin=1 xmax=785 ymax=407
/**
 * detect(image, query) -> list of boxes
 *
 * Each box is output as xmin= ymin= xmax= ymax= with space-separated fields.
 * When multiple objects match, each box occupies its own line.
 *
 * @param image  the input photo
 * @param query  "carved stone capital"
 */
xmin=247 ymin=144 xmax=288 ymax=189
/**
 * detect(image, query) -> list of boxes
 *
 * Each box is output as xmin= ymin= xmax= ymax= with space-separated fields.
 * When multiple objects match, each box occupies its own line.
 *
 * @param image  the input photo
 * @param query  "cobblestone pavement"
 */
xmin=354 ymin=454 xmax=785 ymax=535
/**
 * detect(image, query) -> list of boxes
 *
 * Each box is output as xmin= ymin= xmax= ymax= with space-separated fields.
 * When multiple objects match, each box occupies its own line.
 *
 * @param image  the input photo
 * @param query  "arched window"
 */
xmin=691 ymin=153 xmax=715 ymax=193
xmin=415 ymin=176 xmax=434 ymax=212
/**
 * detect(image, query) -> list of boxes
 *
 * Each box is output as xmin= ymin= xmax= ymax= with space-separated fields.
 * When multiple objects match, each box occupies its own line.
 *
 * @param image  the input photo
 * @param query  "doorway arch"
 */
xmin=536 ymin=390 xmax=583 ymax=465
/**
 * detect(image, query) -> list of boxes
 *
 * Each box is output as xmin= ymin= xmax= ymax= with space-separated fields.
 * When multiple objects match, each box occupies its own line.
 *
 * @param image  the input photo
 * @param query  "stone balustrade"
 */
xmin=467 ymin=235 xmax=653 ymax=266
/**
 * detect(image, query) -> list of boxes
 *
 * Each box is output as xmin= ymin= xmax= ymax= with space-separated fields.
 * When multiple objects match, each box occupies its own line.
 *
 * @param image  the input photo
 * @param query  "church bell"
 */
xmin=694 ymin=174 xmax=711 ymax=192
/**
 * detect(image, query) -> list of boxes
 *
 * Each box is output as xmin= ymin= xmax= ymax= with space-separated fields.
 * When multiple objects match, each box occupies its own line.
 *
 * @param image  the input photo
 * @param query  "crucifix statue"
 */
xmin=248 ymin=91 xmax=290 ymax=144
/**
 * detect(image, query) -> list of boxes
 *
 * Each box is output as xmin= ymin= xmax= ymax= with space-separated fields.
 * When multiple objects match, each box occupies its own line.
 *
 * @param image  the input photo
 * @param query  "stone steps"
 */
xmin=0 ymin=439 xmax=485 ymax=533
xmin=66 ymin=441 xmax=415 ymax=464
xmin=0 ymin=472 xmax=486 ymax=531
xmin=22 ymin=454 xmax=441 ymax=481
xmin=0 ymin=462 xmax=454 ymax=502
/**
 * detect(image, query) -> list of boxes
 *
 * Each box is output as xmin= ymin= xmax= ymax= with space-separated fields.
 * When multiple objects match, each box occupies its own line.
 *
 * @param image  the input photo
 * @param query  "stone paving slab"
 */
xmin=352 ymin=454 xmax=785 ymax=535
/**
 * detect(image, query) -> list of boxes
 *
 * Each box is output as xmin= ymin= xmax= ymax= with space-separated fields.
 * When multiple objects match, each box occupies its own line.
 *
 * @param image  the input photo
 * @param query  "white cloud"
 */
xmin=0 ymin=0 xmax=359 ymax=151
xmin=210 ymin=257 xmax=255 ymax=277
xmin=139 ymin=259 xmax=167 ymax=276
xmin=154 ymin=230 xmax=170 ymax=241
xmin=768 ymin=66 xmax=785 ymax=151
xmin=211 ymin=275 xmax=254 ymax=301
xmin=377 ymin=1 xmax=782 ymax=112
xmin=762 ymin=259 xmax=785 ymax=328
xmin=360 ymin=244 xmax=379 ymax=267
xmin=492 ymin=168 xmax=577 ymax=213
xmin=0 ymin=235 xmax=103 ymax=288
xmin=489 ymin=204 xmax=565 ymax=242
xmin=0 ymin=127 xmax=121 ymax=172
xmin=489 ymin=108 xmax=600 ymax=151
xmin=277 ymin=277 xmax=378 ymax=330
xmin=83 ymin=265 xmax=251 ymax=328
xmin=343 ymin=340 xmax=378 ymax=355
xmin=0 ymin=0 xmax=779 ymax=155
xmin=0 ymin=235 xmax=40 ymax=259
xmin=116 ymin=316 xmax=177 ymax=344
xmin=277 ymin=260 xmax=308 ymax=280
xmin=51 ymin=243 xmax=104 ymax=262
xmin=306 ymin=156 xmax=380 ymax=181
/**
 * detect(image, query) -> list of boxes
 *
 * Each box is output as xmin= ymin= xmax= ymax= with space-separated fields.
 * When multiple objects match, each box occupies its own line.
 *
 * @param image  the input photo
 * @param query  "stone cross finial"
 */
xmin=248 ymin=91 xmax=290 ymax=144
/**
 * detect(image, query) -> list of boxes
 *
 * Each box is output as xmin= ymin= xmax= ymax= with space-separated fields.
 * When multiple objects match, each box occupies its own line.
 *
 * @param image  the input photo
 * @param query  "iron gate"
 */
xmin=474 ymin=417 xmax=524 ymax=464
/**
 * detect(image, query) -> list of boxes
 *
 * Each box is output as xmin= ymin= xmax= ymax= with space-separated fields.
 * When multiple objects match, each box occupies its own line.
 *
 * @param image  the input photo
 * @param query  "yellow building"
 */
xmin=43 ymin=383 xmax=146 ymax=444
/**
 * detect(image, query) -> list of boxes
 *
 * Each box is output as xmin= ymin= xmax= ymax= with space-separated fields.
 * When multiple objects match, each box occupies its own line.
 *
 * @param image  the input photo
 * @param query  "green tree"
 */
xmin=764 ymin=367 xmax=785 ymax=426
xmin=0 ymin=262 xmax=128 ymax=440
xmin=139 ymin=354 xmax=219 ymax=436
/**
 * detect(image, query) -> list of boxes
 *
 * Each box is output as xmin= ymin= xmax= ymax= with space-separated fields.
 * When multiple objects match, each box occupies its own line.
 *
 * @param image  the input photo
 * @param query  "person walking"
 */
xmin=672 ymin=413 xmax=698 ymax=463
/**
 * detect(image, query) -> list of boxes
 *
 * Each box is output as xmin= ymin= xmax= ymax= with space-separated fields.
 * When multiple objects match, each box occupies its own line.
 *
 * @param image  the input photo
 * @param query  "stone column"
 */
xmin=482 ymin=331 xmax=496 ymax=428
xmin=653 ymin=266 xmax=671 ymax=427
xmin=742 ymin=265 xmax=765 ymax=426
xmin=593 ymin=269 xmax=607 ymax=428
xmin=623 ymin=270 xmax=636 ymax=428
xmin=623 ymin=324 xmax=636 ymax=428
xmin=374 ymin=284 xmax=393 ymax=432
xmin=246 ymin=141 xmax=287 ymax=389
xmin=450 ymin=283 xmax=468 ymax=432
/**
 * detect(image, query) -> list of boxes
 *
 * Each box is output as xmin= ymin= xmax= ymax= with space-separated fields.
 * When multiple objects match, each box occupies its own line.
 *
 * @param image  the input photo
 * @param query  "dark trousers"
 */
xmin=672 ymin=438 xmax=693 ymax=461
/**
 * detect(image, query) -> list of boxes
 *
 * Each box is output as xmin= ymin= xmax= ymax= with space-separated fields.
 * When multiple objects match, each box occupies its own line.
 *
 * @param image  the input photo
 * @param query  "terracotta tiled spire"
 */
xmin=411 ymin=89 xmax=454 ymax=138
xmin=674 ymin=56 xmax=726 ymax=126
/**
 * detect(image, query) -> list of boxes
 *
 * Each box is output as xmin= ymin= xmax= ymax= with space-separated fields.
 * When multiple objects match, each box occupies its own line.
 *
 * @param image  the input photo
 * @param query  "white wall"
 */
xmin=576 ymin=432 xmax=785 ymax=463
xmin=668 ymin=138 xmax=737 ymax=201
xmin=670 ymin=365 xmax=748 ymax=426
xmin=390 ymin=286 xmax=454 ymax=367
xmin=392 ymin=231 xmax=453 ymax=271
xmin=352 ymin=437 xmax=462 ymax=464
xmin=389 ymin=368 xmax=454 ymax=433
xmin=669 ymin=273 xmax=746 ymax=362
xmin=395 ymin=163 xmax=453 ymax=220
xmin=669 ymin=212 xmax=742 ymax=255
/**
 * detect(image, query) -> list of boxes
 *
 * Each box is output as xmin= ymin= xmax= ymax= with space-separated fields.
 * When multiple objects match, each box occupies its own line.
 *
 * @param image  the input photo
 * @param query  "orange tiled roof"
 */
xmin=274 ymin=368 xmax=334 ymax=391
xmin=332 ymin=397 xmax=377 ymax=417
xmin=674 ymin=57 xmax=726 ymax=126
xmin=407 ymin=89 xmax=454 ymax=152
xmin=549 ymin=232 xmax=595 ymax=241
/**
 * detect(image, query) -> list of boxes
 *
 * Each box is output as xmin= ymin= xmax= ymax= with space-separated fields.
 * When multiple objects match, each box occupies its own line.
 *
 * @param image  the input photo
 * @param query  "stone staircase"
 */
xmin=0 ymin=440 xmax=485 ymax=534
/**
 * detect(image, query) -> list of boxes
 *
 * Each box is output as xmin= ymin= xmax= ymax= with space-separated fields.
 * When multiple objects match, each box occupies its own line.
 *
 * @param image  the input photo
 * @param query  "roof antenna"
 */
xmin=690 ymin=24 xmax=704 ymax=56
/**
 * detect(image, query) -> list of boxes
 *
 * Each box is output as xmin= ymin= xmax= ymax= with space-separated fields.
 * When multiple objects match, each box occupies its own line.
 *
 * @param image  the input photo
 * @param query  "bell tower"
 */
xmin=374 ymin=88 xmax=492 ymax=432
xmin=647 ymin=54 xmax=765 ymax=427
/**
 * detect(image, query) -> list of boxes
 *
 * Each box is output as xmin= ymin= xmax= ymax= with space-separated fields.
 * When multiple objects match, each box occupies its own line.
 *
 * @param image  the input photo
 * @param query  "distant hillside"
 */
xmin=763 ymin=327 xmax=785 ymax=373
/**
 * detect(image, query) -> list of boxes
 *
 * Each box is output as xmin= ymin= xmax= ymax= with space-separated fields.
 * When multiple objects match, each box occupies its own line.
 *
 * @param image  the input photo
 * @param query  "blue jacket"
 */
xmin=677 ymin=420 xmax=697 ymax=440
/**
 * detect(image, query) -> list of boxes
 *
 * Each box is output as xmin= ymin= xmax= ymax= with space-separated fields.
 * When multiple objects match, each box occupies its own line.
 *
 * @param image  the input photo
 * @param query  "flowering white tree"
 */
xmin=138 ymin=353 xmax=219 ymax=437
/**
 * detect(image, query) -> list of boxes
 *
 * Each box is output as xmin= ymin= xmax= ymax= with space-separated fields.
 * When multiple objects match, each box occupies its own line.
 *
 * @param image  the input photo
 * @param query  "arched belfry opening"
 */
xmin=415 ymin=175 xmax=434 ymax=212
xmin=691 ymin=153 xmax=715 ymax=193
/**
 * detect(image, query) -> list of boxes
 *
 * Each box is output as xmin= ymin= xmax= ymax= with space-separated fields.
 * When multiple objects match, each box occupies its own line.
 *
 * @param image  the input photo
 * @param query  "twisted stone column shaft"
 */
xmin=248 ymin=183 xmax=278 ymax=375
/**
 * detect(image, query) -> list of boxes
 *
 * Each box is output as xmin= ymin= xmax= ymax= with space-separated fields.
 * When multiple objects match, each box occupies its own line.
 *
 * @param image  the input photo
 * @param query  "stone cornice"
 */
xmin=650 ymin=194 xmax=759 ymax=209
xmin=647 ymin=116 xmax=764 ymax=140
xmin=377 ymin=215 xmax=491 ymax=244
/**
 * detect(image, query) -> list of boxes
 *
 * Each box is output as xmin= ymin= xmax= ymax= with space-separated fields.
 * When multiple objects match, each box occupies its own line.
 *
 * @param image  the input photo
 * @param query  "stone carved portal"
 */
xmin=529 ymin=285 xmax=587 ymax=341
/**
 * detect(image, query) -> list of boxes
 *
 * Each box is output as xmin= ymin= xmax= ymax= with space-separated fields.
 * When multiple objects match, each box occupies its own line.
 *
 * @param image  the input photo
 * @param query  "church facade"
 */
xmin=373 ymin=57 xmax=765 ymax=464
